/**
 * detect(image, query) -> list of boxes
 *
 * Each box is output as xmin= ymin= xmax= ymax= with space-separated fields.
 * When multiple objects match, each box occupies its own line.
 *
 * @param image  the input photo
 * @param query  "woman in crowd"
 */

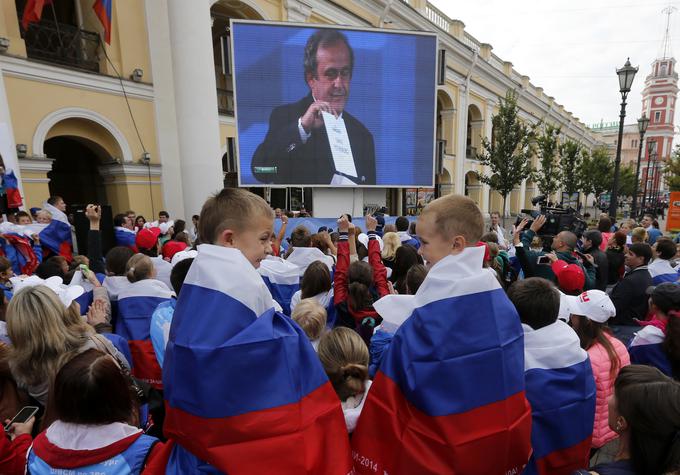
xmin=574 ymin=365 xmax=680 ymax=475
xmin=134 ymin=216 xmax=146 ymax=232
xmin=389 ymin=245 xmax=423 ymax=295
xmin=631 ymin=227 xmax=648 ymax=245
xmin=289 ymin=260 xmax=335 ymax=326
xmin=598 ymin=217 xmax=614 ymax=251
xmin=7 ymin=286 xmax=127 ymax=408
xmin=606 ymin=232 xmax=627 ymax=286
xmin=381 ymin=232 xmax=400 ymax=270
xmin=318 ymin=327 xmax=371 ymax=433
xmin=27 ymin=349 xmax=161 ymax=474
xmin=568 ymin=290 xmax=630 ymax=453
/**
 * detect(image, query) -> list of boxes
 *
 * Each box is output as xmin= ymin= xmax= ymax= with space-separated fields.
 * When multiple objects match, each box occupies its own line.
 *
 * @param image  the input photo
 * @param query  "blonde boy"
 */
xmin=292 ymin=298 xmax=327 ymax=350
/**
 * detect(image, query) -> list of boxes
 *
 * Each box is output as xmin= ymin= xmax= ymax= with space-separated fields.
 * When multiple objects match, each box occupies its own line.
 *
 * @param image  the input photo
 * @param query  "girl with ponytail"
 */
xmin=334 ymin=216 xmax=390 ymax=346
xmin=318 ymin=327 xmax=371 ymax=433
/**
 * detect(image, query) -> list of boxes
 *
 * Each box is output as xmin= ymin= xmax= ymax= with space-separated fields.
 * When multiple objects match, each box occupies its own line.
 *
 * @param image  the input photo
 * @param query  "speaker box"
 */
xmin=70 ymin=204 xmax=115 ymax=257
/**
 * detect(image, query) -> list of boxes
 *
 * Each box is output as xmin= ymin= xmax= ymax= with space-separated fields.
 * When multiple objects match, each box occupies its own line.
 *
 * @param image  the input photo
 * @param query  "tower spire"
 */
xmin=660 ymin=5 xmax=676 ymax=60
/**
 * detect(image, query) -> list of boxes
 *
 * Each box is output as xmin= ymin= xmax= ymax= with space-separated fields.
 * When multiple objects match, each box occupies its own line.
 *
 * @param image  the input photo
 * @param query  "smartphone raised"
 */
xmin=4 ymin=406 xmax=38 ymax=432
xmin=537 ymin=255 xmax=551 ymax=265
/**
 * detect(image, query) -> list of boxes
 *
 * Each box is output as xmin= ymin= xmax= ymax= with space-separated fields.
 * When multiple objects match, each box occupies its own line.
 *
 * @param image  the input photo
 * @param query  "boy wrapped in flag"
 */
xmin=160 ymin=188 xmax=351 ymax=474
xmin=351 ymin=195 xmax=532 ymax=474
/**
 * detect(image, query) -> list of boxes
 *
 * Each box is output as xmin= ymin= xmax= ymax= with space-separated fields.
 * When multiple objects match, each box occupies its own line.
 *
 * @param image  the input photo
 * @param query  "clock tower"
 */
xmin=639 ymin=10 xmax=679 ymax=207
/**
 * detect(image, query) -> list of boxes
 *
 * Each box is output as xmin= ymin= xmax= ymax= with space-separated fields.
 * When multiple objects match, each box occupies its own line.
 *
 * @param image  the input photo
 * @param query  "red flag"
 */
xmin=21 ymin=0 xmax=51 ymax=30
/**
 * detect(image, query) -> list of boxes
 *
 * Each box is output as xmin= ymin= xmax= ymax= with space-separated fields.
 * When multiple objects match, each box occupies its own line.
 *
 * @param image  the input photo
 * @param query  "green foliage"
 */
xmin=666 ymin=145 xmax=680 ymax=192
xmin=475 ymin=90 xmax=534 ymax=212
xmin=534 ymin=123 xmax=562 ymax=197
xmin=579 ymin=147 xmax=612 ymax=199
xmin=615 ymin=164 xmax=637 ymax=198
xmin=559 ymin=139 xmax=583 ymax=196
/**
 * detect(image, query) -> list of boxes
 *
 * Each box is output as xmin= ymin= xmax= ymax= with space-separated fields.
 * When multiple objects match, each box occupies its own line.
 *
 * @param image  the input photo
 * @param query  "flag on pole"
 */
xmin=116 ymin=279 xmax=173 ymax=389
xmin=162 ymin=244 xmax=351 ymax=474
xmin=21 ymin=0 xmax=52 ymax=30
xmin=522 ymin=320 xmax=596 ymax=475
xmin=351 ymin=246 xmax=532 ymax=474
xmin=2 ymin=170 xmax=22 ymax=209
xmin=93 ymin=0 xmax=112 ymax=44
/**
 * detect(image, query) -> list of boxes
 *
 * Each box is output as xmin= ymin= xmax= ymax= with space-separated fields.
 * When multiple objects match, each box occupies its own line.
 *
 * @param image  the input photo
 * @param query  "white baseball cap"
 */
xmin=565 ymin=290 xmax=616 ymax=323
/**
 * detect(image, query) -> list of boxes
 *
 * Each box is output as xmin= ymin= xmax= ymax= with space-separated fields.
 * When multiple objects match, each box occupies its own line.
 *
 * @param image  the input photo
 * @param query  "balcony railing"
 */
xmin=24 ymin=21 xmax=100 ymax=73
xmin=217 ymin=88 xmax=234 ymax=115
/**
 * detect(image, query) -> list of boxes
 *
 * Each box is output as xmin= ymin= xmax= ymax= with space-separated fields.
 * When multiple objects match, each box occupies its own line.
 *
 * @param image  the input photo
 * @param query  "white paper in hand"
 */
xmin=322 ymin=111 xmax=357 ymax=178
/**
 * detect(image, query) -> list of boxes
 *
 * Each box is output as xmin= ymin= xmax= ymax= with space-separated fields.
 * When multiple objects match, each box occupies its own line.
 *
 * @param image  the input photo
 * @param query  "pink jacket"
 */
xmin=587 ymin=332 xmax=630 ymax=448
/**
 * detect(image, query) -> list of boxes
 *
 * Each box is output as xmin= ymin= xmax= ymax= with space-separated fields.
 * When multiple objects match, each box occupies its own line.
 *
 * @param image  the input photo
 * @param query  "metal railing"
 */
xmin=24 ymin=21 xmax=100 ymax=73
xmin=425 ymin=3 xmax=450 ymax=31
xmin=217 ymin=88 xmax=234 ymax=115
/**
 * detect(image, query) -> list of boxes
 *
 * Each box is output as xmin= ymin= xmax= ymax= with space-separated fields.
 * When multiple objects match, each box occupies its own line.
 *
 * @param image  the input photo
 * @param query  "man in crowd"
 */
xmin=609 ymin=242 xmax=653 ymax=344
xmin=252 ymin=29 xmax=376 ymax=185
xmin=641 ymin=214 xmax=662 ymax=245
xmin=581 ymin=229 xmax=608 ymax=291
xmin=489 ymin=211 xmax=508 ymax=249
xmin=396 ymin=216 xmax=419 ymax=249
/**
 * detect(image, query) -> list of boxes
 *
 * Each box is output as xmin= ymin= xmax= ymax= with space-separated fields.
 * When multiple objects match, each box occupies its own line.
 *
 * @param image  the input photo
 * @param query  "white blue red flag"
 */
xmin=2 ymin=170 xmax=22 ymax=208
xmin=162 ymin=244 xmax=351 ymax=474
xmin=40 ymin=202 xmax=73 ymax=262
xmin=93 ymin=0 xmax=112 ymax=44
xmin=258 ymin=256 xmax=300 ymax=315
xmin=522 ymin=320 xmax=596 ymax=475
xmin=351 ymin=246 xmax=532 ymax=474
xmin=115 ymin=279 xmax=173 ymax=389
xmin=648 ymin=259 xmax=680 ymax=285
xmin=629 ymin=325 xmax=672 ymax=376
xmin=114 ymin=226 xmax=137 ymax=251
xmin=286 ymin=246 xmax=334 ymax=275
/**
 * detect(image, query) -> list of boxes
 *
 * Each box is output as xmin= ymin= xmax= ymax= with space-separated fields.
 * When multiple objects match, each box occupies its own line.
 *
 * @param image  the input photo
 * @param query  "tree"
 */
xmin=559 ymin=139 xmax=583 ymax=196
xmin=534 ymin=123 xmax=562 ymax=198
xmin=475 ymin=90 xmax=534 ymax=222
xmin=666 ymin=144 xmax=680 ymax=192
xmin=579 ymin=147 xmax=612 ymax=204
xmin=614 ymin=164 xmax=637 ymax=199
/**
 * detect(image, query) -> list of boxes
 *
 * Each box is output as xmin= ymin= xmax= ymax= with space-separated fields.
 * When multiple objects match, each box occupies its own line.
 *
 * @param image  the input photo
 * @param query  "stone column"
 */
xmin=455 ymin=85 xmax=468 ymax=196
xmin=166 ymin=0 xmax=223 ymax=217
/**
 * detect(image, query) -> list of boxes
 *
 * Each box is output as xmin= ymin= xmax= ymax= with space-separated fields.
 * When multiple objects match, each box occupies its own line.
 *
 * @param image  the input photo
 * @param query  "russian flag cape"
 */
xmin=258 ymin=256 xmax=300 ymax=315
xmin=39 ymin=202 xmax=73 ymax=262
xmin=162 ymin=244 xmax=351 ymax=474
xmin=351 ymin=246 xmax=532 ymax=474
xmin=116 ymin=279 xmax=173 ymax=389
xmin=114 ymin=226 xmax=137 ymax=251
xmin=0 ymin=223 xmax=41 ymax=275
xmin=522 ymin=320 xmax=596 ymax=475
xmin=648 ymin=259 xmax=680 ymax=285
xmin=286 ymin=247 xmax=334 ymax=275
xmin=2 ymin=170 xmax=22 ymax=208
xmin=629 ymin=325 xmax=672 ymax=376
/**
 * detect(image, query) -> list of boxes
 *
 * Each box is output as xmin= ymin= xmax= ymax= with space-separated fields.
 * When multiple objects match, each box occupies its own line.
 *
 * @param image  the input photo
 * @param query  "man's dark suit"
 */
xmin=251 ymin=95 xmax=376 ymax=185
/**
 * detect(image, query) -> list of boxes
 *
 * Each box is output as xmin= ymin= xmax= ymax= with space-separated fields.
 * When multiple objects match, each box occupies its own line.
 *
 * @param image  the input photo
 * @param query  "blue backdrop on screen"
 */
xmin=231 ymin=22 xmax=437 ymax=187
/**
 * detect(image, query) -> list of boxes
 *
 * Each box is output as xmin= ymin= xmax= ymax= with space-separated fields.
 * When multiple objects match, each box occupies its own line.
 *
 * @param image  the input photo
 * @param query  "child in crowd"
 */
xmin=116 ymin=254 xmax=174 ymax=389
xmin=334 ymin=215 xmax=389 ymax=345
xmin=508 ymin=277 xmax=596 ymax=475
xmin=289 ymin=260 xmax=334 ymax=325
xmin=405 ymin=263 xmax=427 ymax=294
xmin=389 ymin=244 xmax=422 ymax=294
xmin=161 ymin=188 xmax=350 ymax=474
xmin=318 ymin=327 xmax=371 ymax=433
xmin=352 ymin=195 xmax=532 ymax=474
xmin=631 ymin=227 xmax=647 ymax=244
xmin=35 ymin=209 xmax=52 ymax=224
xmin=628 ymin=282 xmax=680 ymax=378
xmin=0 ymin=256 xmax=13 ymax=299
xmin=102 ymin=246 xmax=135 ymax=320
xmin=574 ymin=365 xmax=680 ymax=475
xmin=380 ymin=231 xmax=400 ymax=269
xmin=567 ymin=289 xmax=630 ymax=454
xmin=135 ymin=227 xmax=172 ymax=290
xmin=150 ymin=257 xmax=194 ymax=369
xmin=291 ymin=298 xmax=326 ymax=351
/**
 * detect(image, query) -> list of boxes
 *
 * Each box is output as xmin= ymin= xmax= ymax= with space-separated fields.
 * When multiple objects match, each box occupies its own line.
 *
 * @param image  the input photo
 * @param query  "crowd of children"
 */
xmin=0 ymin=188 xmax=677 ymax=474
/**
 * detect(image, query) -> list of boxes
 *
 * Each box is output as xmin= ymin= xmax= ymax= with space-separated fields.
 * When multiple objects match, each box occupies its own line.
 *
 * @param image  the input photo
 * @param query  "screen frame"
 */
xmin=230 ymin=19 xmax=439 ymax=189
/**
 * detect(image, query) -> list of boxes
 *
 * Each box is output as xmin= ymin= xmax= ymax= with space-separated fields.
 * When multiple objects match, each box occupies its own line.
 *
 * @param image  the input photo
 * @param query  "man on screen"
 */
xmin=251 ymin=29 xmax=376 ymax=185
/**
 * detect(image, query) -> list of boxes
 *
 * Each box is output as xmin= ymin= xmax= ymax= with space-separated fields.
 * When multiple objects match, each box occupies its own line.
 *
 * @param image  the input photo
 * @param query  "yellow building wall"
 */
xmin=4 ymin=76 xmax=158 ymax=164
xmin=103 ymin=180 xmax=163 ymax=218
xmin=21 ymin=172 xmax=50 ymax=210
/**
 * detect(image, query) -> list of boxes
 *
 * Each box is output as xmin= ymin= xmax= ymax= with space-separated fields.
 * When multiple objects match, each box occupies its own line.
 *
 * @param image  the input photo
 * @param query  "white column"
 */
xmin=0 ymin=65 xmax=25 ymax=202
xmin=455 ymin=85 xmax=467 ymax=196
xmin=144 ymin=0 xmax=185 ymax=218
xmin=166 ymin=0 xmax=223 ymax=217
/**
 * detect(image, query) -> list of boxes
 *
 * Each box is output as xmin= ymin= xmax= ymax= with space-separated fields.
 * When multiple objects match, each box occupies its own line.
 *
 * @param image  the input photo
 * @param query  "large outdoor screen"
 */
xmin=231 ymin=21 xmax=437 ymax=188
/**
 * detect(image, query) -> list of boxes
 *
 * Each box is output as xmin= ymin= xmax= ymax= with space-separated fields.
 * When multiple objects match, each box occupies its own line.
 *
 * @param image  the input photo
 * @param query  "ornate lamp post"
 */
xmin=641 ymin=140 xmax=657 ymax=213
xmin=609 ymin=58 xmax=638 ymax=217
xmin=631 ymin=113 xmax=649 ymax=218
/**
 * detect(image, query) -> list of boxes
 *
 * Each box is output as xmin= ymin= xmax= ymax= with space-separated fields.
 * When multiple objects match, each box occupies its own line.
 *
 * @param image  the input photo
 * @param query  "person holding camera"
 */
xmin=516 ymin=215 xmax=596 ymax=290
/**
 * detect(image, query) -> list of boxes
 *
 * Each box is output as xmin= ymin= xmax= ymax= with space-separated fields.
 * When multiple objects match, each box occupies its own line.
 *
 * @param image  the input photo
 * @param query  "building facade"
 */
xmin=0 ymin=0 xmax=602 ymax=219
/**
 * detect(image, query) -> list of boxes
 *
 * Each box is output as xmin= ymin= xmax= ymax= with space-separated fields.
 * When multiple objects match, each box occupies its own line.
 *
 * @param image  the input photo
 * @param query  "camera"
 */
xmin=516 ymin=194 xmax=587 ymax=239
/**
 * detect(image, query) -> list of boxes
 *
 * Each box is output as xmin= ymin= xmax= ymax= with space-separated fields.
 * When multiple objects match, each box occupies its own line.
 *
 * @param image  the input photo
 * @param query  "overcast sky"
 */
xmin=429 ymin=0 xmax=680 ymax=131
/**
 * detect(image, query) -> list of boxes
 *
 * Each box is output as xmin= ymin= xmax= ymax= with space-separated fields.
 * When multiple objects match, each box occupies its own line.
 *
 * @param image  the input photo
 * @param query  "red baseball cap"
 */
xmin=551 ymin=259 xmax=585 ymax=293
xmin=476 ymin=241 xmax=491 ymax=262
xmin=162 ymin=240 xmax=188 ymax=261
xmin=136 ymin=227 xmax=161 ymax=250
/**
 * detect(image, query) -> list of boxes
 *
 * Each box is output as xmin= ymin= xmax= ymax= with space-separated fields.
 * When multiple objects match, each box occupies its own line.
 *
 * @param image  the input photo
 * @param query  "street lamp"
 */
xmin=609 ymin=58 xmax=638 ymax=217
xmin=641 ymin=140 xmax=657 ymax=213
xmin=631 ymin=113 xmax=649 ymax=218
